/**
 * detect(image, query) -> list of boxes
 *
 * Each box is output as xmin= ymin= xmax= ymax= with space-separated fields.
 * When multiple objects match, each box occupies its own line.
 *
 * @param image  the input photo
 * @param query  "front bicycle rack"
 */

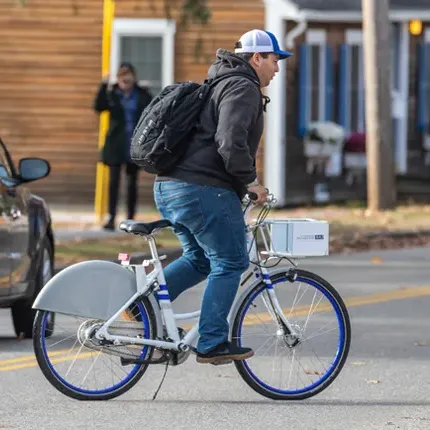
xmin=249 ymin=218 xmax=330 ymax=260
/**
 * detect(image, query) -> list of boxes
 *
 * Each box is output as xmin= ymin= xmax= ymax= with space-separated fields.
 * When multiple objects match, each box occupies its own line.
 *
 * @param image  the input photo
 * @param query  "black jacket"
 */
xmin=94 ymin=83 xmax=153 ymax=165
xmin=157 ymin=49 xmax=266 ymax=198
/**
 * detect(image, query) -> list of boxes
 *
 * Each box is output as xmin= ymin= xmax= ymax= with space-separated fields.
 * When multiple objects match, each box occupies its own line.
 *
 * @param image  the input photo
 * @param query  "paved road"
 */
xmin=1 ymin=247 xmax=430 ymax=429
xmin=54 ymin=227 xmax=125 ymax=242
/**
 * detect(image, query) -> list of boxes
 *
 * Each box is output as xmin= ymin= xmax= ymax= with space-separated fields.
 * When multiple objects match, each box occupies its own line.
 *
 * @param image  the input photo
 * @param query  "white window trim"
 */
xmin=345 ymin=29 xmax=365 ymax=133
xmin=306 ymin=29 xmax=327 ymax=122
xmin=306 ymin=29 xmax=326 ymax=45
xmin=110 ymin=18 xmax=176 ymax=89
xmin=345 ymin=29 xmax=362 ymax=45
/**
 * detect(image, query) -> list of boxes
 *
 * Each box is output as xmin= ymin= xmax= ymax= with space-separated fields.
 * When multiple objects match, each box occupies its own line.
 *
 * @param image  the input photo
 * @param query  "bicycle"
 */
xmin=32 ymin=193 xmax=351 ymax=401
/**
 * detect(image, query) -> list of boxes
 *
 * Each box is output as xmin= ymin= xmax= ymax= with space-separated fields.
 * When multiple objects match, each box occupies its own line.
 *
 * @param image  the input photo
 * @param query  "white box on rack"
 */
xmin=266 ymin=219 xmax=329 ymax=257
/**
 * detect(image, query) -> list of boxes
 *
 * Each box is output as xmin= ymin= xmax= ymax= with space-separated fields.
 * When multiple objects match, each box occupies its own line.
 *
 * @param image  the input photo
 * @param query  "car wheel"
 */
xmin=11 ymin=237 xmax=55 ymax=339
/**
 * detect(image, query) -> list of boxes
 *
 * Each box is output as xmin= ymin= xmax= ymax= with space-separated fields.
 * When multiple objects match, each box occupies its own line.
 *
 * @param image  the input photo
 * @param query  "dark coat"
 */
xmin=93 ymin=83 xmax=153 ymax=165
xmin=157 ymin=49 xmax=265 ymax=199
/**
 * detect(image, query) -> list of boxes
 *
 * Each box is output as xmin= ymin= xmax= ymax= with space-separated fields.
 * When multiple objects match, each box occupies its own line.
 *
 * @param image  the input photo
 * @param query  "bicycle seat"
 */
xmin=119 ymin=219 xmax=172 ymax=235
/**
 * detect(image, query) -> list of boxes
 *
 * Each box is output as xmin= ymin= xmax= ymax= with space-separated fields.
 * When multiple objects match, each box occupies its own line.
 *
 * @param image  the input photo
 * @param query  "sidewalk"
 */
xmin=49 ymin=202 xmax=430 ymax=242
xmin=49 ymin=203 xmax=162 ymax=242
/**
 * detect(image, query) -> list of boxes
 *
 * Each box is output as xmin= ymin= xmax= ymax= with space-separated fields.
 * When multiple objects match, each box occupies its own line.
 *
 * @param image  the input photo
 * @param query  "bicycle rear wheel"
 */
xmin=232 ymin=269 xmax=351 ymax=400
xmin=33 ymin=297 xmax=156 ymax=401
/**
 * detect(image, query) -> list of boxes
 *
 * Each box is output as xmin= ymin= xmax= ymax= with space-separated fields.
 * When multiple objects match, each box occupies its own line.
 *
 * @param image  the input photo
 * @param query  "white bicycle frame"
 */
xmin=95 ymin=198 xmax=298 ymax=352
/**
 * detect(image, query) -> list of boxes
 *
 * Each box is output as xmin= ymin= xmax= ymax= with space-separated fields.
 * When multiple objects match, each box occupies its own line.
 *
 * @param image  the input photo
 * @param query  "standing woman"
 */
xmin=94 ymin=62 xmax=153 ymax=230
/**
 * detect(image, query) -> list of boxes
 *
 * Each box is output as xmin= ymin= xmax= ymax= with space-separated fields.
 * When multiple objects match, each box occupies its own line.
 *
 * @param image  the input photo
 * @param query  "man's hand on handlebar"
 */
xmin=247 ymin=184 xmax=268 ymax=205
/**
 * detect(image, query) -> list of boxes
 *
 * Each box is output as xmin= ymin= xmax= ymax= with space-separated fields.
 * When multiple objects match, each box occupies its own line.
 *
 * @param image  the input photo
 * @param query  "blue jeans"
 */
xmin=153 ymin=181 xmax=250 ymax=354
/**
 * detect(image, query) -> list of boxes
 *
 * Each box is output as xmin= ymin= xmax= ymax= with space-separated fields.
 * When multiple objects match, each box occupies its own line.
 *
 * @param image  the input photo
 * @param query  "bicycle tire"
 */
xmin=33 ymin=297 xmax=157 ymax=401
xmin=232 ymin=269 xmax=351 ymax=400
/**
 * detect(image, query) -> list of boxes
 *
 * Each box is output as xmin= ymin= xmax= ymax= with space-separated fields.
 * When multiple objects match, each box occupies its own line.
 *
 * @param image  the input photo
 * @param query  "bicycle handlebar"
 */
xmin=248 ymin=191 xmax=258 ymax=202
xmin=245 ymin=191 xmax=277 ymax=206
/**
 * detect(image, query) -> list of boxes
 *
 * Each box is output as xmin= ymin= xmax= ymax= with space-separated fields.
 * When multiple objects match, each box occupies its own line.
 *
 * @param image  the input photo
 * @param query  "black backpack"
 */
xmin=130 ymin=73 xmax=257 ymax=174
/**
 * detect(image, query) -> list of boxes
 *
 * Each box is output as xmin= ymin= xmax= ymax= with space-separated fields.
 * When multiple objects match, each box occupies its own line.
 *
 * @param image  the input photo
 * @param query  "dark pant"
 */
xmin=108 ymin=163 xmax=139 ymax=221
xmin=153 ymin=181 xmax=250 ymax=353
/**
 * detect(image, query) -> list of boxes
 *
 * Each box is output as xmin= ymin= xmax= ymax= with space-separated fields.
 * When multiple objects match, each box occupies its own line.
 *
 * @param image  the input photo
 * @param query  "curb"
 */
xmin=54 ymin=229 xmax=430 ymax=274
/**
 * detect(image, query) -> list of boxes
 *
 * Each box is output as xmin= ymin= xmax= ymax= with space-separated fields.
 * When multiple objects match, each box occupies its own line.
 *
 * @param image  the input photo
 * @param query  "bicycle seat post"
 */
xmin=146 ymin=234 xmax=160 ymax=262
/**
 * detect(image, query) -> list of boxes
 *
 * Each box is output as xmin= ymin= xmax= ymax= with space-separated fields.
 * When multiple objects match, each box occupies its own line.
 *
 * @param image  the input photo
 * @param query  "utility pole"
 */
xmin=362 ymin=0 xmax=396 ymax=211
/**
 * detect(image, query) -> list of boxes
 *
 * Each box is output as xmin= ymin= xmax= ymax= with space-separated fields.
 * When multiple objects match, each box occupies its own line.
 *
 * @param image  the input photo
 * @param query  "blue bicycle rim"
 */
xmin=40 ymin=301 xmax=150 ymax=395
xmin=238 ymin=275 xmax=346 ymax=396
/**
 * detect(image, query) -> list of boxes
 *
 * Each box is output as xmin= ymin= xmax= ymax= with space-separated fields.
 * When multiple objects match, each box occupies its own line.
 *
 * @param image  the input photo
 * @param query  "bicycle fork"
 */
xmin=258 ymin=269 xmax=301 ymax=345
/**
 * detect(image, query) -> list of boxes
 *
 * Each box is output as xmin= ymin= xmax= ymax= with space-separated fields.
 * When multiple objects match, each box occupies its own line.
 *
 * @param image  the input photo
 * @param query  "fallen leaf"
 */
xmin=414 ymin=341 xmax=430 ymax=347
xmin=305 ymin=370 xmax=324 ymax=376
xmin=371 ymin=257 xmax=382 ymax=264
xmin=351 ymin=361 xmax=366 ymax=366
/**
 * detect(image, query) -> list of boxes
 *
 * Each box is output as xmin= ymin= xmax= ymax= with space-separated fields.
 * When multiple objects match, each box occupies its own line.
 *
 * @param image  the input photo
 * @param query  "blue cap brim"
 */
xmin=277 ymin=50 xmax=293 ymax=60
xmin=263 ymin=31 xmax=293 ymax=60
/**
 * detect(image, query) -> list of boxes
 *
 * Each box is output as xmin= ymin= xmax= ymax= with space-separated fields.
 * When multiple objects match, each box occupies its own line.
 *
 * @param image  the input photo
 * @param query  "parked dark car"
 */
xmin=0 ymin=137 xmax=55 ymax=338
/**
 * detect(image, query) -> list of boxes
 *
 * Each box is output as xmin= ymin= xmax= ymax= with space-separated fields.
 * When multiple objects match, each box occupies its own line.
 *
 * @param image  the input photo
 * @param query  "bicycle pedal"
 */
xmin=211 ymin=359 xmax=233 ymax=366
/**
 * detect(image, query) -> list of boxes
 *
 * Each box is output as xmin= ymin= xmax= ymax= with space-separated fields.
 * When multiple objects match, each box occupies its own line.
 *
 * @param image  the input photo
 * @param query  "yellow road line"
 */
xmin=0 ymin=351 xmax=98 ymax=372
xmin=2 ymin=285 xmax=430 ymax=372
xmin=0 ymin=348 xmax=72 ymax=366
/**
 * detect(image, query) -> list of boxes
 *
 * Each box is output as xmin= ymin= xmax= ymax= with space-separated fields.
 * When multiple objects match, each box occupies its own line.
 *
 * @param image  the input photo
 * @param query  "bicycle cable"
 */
xmin=247 ymin=202 xmax=287 ymax=269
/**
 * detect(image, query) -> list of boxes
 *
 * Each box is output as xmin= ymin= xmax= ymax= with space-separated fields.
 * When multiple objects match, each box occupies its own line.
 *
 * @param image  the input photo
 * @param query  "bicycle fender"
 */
xmin=32 ymin=260 xmax=140 ymax=321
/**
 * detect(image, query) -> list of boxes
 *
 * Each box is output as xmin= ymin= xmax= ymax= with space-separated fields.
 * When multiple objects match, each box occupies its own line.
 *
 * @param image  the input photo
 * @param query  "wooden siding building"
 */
xmin=0 ymin=0 xmax=265 ymax=207
xmin=2 ymin=0 xmax=430 ymax=209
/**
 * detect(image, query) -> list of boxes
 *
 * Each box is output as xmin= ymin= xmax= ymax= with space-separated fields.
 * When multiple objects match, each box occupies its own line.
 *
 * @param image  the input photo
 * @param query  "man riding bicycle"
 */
xmin=153 ymin=29 xmax=293 ymax=364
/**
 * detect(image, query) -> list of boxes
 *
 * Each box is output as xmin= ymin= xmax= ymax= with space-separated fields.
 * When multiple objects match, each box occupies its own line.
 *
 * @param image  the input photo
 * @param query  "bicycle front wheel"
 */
xmin=33 ymin=297 xmax=157 ymax=401
xmin=232 ymin=269 xmax=351 ymax=400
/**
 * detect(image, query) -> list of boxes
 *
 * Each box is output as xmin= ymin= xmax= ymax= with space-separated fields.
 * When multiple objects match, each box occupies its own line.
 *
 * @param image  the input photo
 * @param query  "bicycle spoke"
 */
xmin=235 ymin=270 xmax=350 ymax=399
xmin=35 ymin=298 xmax=153 ymax=399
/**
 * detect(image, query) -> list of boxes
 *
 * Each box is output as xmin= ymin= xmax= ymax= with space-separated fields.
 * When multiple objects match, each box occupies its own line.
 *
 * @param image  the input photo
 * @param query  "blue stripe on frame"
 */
xmin=157 ymin=292 xmax=170 ymax=297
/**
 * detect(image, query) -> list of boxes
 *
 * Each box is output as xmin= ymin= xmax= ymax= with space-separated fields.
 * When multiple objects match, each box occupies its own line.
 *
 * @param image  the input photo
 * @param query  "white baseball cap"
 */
xmin=235 ymin=29 xmax=293 ymax=60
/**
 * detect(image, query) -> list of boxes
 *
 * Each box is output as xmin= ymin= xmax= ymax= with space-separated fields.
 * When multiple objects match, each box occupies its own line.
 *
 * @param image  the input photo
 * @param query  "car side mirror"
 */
xmin=18 ymin=158 xmax=51 ymax=183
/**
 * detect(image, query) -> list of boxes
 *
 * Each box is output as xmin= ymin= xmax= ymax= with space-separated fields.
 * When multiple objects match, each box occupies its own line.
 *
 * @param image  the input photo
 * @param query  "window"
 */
xmin=120 ymin=37 xmax=163 ymax=97
xmin=340 ymin=30 xmax=365 ymax=134
xmin=417 ymin=28 xmax=430 ymax=134
xmin=391 ymin=23 xmax=401 ymax=93
xmin=110 ymin=19 xmax=176 ymax=97
xmin=307 ymin=30 xmax=327 ymax=122
xmin=297 ymin=30 xmax=334 ymax=136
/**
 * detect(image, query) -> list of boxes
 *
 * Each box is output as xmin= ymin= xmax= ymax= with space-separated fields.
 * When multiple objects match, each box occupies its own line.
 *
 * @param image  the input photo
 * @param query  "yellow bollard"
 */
xmin=94 ymin=0 xmax=115 ymax=223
